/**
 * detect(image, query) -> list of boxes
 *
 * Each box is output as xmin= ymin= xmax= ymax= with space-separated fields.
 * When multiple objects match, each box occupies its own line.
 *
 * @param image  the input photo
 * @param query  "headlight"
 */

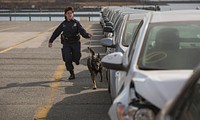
xmin=117 ymin=103 xmax=155 ymax=120
xmin=134 ymin=108 xmax=155 ymax=120
xmin=117 ymin=103 xmax=138 ymax=120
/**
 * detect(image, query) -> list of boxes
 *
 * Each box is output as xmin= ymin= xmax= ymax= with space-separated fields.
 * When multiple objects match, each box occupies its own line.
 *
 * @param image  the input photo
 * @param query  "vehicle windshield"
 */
xmin=138 ymin=21 xmax=200 ymax=70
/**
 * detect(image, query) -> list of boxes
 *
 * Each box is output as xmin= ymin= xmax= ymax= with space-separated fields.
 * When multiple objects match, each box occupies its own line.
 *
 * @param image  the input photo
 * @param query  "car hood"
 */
xmin=133 ymin=70 xmax=193 ymax=109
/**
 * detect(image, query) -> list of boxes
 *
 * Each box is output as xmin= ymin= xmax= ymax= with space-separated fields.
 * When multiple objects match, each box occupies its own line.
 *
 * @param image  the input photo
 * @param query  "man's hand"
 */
xmin=88 ymin=33 xmax=93 ymax=39
xmin=48 ymin=43 xmax=52 ymax=48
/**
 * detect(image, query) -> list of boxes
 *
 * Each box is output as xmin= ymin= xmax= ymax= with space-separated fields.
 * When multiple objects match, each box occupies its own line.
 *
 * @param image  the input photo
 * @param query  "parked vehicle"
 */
xmin=101 ymin=10 xmax=200 ymax=120
xmin=99 ymin=7 xmax=110 ymax=27
xmin=102 ymin=7 xmax=134 ymax=37
xmin=101 ymin=11 xmax=150 ymax=100
xmin=100 ymin=6 xmax=122 ymax=30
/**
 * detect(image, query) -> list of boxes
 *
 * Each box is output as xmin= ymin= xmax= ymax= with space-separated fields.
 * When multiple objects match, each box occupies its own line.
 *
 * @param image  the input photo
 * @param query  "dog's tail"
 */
xmin=88 ymin=47 xmax=95 ymax=56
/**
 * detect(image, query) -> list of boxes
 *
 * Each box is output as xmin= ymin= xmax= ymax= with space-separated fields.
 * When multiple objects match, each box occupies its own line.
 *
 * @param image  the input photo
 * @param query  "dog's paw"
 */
xmin=93 ymin=87 xmax=97 ymax=90
xmin=93 ymin=85 xmax=97 ymax=90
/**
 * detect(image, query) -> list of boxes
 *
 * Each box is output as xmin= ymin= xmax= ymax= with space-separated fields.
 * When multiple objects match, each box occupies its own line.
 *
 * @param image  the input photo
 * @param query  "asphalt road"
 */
xmin=0 ymin=21 xmax=112 ymax=120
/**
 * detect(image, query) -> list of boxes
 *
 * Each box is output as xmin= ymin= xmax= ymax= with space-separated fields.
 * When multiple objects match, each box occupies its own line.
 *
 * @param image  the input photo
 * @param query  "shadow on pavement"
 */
xmin=46 ymin=69 xmax=111 ymax=120
xmin=46 ymin=90 xmax=111 ymax=120
xmin=61 ymin=68 xmax=108 ymax=94
xmin=0 ymin=80 xmax=64 ymax=90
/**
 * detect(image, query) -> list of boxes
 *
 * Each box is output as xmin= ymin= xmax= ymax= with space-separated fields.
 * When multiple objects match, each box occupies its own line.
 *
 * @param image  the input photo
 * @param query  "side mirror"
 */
xmin=100 ymin=37 xmax=116 ymax=48
xmin=105 ymin=22 xmax=113 ymax=27
xmin=103 ymin=26 xmax=113 ymax=33
xmin=101 ymin=52 xmax=124 ymax=70
xmin=102 ymin=15 xmax=107 ymax=18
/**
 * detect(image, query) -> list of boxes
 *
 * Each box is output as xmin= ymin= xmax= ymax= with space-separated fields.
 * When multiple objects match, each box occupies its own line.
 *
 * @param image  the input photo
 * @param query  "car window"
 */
xmin=128 ymin=20 xmax=144 ymax=63
xmin=139 ymin=21 xmax=200 ymax=70
xmin=122 ymin=20 xmax=140 ymax=47
xmin=115 ymin=16 xmax=124 ymax=33
xmin=107 ymin=10 xmax=113 ymax=21
xmin=113 ymin=14 xmax=120 ymax=28
xmin=111 ymin=11 xmax=119 ymax=24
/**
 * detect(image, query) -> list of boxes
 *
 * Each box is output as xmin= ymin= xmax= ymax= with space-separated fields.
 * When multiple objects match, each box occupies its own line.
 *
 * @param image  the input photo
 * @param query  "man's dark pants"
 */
xmin=61 ymin=41 xmax=81 ymax=71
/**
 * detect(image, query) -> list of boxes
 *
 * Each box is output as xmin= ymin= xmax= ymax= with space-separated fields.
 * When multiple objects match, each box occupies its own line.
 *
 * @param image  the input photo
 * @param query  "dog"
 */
xmin=87 ymin=47 xmax=103 ymax=89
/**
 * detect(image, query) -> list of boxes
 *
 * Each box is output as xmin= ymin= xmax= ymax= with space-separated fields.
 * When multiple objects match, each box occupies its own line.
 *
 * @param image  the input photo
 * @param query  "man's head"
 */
xmin=65 ymin=6 xmax=74 ymax=20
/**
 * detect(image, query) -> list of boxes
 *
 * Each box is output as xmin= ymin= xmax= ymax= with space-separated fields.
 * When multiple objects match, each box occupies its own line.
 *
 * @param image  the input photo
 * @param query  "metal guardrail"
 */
xmin=0 ymin=13 xmax=100 ymax=21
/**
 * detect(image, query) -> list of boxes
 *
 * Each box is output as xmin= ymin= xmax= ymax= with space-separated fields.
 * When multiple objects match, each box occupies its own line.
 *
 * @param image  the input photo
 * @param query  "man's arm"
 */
xmin=49 ymin=22 xmax=63 ymax=43
xmin=77 ymin=21 xmax=92 ymax=39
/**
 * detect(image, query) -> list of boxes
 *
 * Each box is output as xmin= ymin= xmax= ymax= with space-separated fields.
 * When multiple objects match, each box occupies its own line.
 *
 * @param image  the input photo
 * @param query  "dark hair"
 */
xmin=65 ymin=6 xmax=74 ymax=14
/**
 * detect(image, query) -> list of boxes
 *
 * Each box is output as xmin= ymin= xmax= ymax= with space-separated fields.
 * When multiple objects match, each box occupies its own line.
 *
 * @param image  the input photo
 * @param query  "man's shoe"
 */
xmin=75 ymin=61 xmax=79 ymax=65
xmin=68 ymin=74 xmax=75 ymax=80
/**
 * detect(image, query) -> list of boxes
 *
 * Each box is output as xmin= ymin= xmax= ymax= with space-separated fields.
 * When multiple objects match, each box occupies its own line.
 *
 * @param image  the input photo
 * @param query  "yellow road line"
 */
xmin=0 ymin=23 xmax=32 ymax=32
xmin=0 ymin=26 xmax=18 ymax=32
xmin=0 ymin=36 xmax=37 ymax=54
xmin=0 ymin=26 xmax=56 ymax=54
xmin=33 ymin=63 xmax=65 ymax=120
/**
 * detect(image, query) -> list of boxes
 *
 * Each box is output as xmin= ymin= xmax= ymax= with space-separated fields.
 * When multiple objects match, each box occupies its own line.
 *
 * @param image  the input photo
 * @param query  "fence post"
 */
xmin=9 ymin=15 xmax=12 ymax=21
xmin=29 ymin=14 xmax=31 ymax=21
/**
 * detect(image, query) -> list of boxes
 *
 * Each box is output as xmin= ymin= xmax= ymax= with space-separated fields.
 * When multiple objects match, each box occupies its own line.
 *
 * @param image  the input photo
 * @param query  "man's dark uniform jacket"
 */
xmin=49 ymin=19 xmax=90 ymax=44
